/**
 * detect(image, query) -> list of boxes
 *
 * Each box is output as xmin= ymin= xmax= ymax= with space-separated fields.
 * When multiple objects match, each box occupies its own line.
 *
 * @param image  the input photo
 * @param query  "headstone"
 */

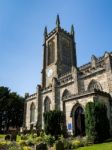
xmin=36 ymin=142 xmax=47 ymax=150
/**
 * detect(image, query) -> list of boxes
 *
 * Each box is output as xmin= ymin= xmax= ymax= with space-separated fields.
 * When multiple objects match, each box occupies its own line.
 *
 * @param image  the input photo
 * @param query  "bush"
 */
xmin=71 ymin=139 xmax=81 ymax=149
xmin=22 ymin=146 xmax=32 ymax=150
xmin=25 ymin=138 xmax=34 ymax=146
xmin=34 ymin=136 xmax=43 ymax=143
xmin=44 ymin=134 xmax=55 ymax=147
xmin=18 ymin=140 xmax=26 ymax=146
xmin=44 ymin=110 xmax=66 ymax=138
xmin=32 ymin=133 xmax=37 ymax=138
xmin=63 ymin=140 xmax=72 ymax=149
xmin=85 ymin=101 xmax=110 ymax=143
xmin=0 ymin=141 xmax=8 ymax=149
xmin=21 ymin=134 xmax=28 ymax=140
xmin=80 ymin=136 xmax=91 ymax=146
xmin=7 ymin=142 xmax=21 ymax=150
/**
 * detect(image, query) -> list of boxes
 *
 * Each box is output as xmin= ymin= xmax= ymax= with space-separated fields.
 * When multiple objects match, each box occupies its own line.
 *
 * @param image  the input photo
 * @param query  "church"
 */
xmin=24 ymin=16 xmax=112 ymax=135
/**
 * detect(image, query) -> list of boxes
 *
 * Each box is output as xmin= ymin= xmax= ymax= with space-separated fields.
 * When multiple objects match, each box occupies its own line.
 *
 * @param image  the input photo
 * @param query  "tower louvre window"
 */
xmin=48 ymin=40 xmax=55 ymax=65
xmin=62 ymin=39 xmax=71 ymax=66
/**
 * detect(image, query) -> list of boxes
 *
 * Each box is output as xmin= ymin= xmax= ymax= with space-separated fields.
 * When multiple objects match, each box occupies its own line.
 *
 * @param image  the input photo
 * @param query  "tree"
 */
xmin=6 ymin=92 xmax=24 ymax=130
xmin=85 ymin=102 xmax=96 ymax=139
xmin=0 ymin=86 xmax=25 ymax=132
xmin=94 ymin=102 xmax=110 ymax=142
xmin=44 ymin=110 xmax=66 ymax=138
xmin=0 ymin=86 xmax=10 ymax=131
xmin=85 ymin=101 xmax=110 ymax=143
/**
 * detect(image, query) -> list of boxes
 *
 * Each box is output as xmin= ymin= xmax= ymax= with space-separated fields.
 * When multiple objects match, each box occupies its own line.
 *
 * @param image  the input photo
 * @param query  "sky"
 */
xmin=0 ymin=0 xmax=112 ymax=96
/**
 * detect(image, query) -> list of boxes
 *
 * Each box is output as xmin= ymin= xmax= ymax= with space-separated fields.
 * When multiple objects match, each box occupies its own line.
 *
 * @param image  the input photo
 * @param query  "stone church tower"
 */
xmin=24 ymin=16 xmax=112 ymax=135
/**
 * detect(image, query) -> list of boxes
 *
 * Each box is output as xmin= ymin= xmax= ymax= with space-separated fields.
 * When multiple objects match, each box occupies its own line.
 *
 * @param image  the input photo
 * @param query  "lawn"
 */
xmin=0 ymin=134 xmax=5 ymax=139
xmin=0 ymin=134 xmax=21 ymax=141
xmin=78 ymin=142 xmax=112 ymax=150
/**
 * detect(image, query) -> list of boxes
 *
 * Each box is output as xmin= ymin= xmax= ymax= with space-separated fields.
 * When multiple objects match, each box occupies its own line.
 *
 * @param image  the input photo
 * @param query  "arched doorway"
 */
xmin=72 ymin=106 xmax=85 ymax=136
xmin=74 ymin=106 xmax=85 ymax=136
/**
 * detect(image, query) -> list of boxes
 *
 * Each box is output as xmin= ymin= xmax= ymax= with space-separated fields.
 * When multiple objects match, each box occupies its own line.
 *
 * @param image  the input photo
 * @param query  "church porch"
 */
xmin=63 ymin=90 xmax=111 ymax=136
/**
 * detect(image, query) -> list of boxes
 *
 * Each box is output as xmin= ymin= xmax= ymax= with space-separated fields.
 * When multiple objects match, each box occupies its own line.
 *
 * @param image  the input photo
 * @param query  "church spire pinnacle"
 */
xmin=44 ymin=26 xmax=47 ymax=42
xmin=56 ymin=14 xmax=60 ymax=27
xmin=71 ymin=24 xmax=74 ymax=37
xmin=44 ymin=26 xmax=47 ymax=36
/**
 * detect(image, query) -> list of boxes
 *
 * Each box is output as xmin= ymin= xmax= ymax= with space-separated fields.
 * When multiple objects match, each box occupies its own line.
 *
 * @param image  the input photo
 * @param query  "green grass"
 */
xmin=0 ymin=134 xmax=21 ymax=141
xmin=0 ymin=134 xmax=5 ymax=139
xmin=78 ymin=142 xmax=112 ymax=150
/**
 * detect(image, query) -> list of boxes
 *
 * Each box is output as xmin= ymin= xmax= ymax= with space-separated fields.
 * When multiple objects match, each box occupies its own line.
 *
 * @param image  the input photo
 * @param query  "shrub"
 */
xmin=85 ymin=101 xmax=110 ymax=143
xmin=22 ymin=146 xmax=32 ymax=150
xmin=18 ymin=140 xmax=26 ymax=146
xmin=44 ymin=110 xmax=66 ymax=138
xmin=0 ymin=141 xmax=8 ymax=149
xmin=35 ymin=136 xmax=43 ymax=143
xmin=80 ymin=136 xmax=90 ymax=146
xmin=44 ymin=134 xmax=55 ymax=147
xmin=63 ymin=140 xmax=72 ymax=149
xmin=21 ymin=134 xmax=28 ymax=140
xmin=25 ymin=138 xmax=34 ymax=146
xmin=32 ymin=133 xmax=37 ymax=138
xmin=71 ymin=139 xmax=81 ymax=149
xmin=7 ymin=142 xmax=21 ymax=150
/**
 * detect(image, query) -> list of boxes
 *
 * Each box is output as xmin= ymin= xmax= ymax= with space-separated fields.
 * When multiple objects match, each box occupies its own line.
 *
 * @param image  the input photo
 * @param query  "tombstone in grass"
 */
xmin=55 ymin=141 xmax=64 ymax=150
xmin=5 ymin=134 xmax=11 ymax=141
xmin=11 ymin=132 xmax=17 ymax=141
xmin=36 ymin=142 xmax=47 ymax=150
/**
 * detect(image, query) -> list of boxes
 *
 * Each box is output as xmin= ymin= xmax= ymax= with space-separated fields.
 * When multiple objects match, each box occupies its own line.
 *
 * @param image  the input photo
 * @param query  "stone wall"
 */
xmin=25 ymin=95 xmax=38 ymax=130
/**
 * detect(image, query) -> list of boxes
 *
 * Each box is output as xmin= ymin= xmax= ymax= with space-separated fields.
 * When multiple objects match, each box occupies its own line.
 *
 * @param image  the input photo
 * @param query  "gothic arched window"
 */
xmin=88 ymin=80 xmax=103 ymax=91
xmin=44 ymin=97 xmax=51 ymax=112
xmin=30 ymin=103 xmax=35 ymax=123
xmin=62 ymin=89 xmax=70 ymax=100
xmin=48 ymin=40 xmax=55 ymax=65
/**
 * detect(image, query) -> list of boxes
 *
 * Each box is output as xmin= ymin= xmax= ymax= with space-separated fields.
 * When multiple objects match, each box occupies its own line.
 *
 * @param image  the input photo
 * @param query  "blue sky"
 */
xmin=0 ymin=0 xmax=112 ymax=96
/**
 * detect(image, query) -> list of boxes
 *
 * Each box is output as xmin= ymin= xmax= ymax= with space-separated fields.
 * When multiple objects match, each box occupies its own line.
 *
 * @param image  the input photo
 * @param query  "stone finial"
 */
xmin=56 ymin=14 xmax=60 ymax=27
xmin=71 ymin=24 xmax=74 ymax=36
xmin=44 ymin=26 xmax=47 ymax=37
xmin=25 ymin=93 xmax=29 ymax=99
xmin=91 ymin=55 xmax=97 ymax=68
xmin=104 ymin=51 xmax=110 ymax=58
xmin=44 ymin=26 xmax=47 ymax=42
xmin=91 ymin=55 xmax=97 ymax=61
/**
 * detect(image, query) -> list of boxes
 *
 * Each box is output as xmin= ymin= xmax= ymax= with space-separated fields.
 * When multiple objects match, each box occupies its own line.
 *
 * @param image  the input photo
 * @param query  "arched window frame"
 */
xmin=44 ymin=96 xmax=51 ymax=112
xmin=62 ymin=89 xmax=71 ymax=100
xmin=87 ymin=79 xmax=103 ymax=91
xmin=30 ymin=102 xmax=36 ymax=123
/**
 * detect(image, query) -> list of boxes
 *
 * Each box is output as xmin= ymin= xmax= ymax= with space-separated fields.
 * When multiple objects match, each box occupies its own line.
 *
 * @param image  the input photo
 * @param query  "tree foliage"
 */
xmin=44 ymin=110 xmax=66 ymax=138
xmin=85 ymin=101 xmax=110 ymax=143
xmin=0 ymin=86 xmax=25 ymax=132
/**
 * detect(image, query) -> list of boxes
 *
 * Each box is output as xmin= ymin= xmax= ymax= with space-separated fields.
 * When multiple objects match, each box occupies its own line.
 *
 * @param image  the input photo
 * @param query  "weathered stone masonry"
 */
xmin=24 ymin=16 xmax=112 ymax=135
